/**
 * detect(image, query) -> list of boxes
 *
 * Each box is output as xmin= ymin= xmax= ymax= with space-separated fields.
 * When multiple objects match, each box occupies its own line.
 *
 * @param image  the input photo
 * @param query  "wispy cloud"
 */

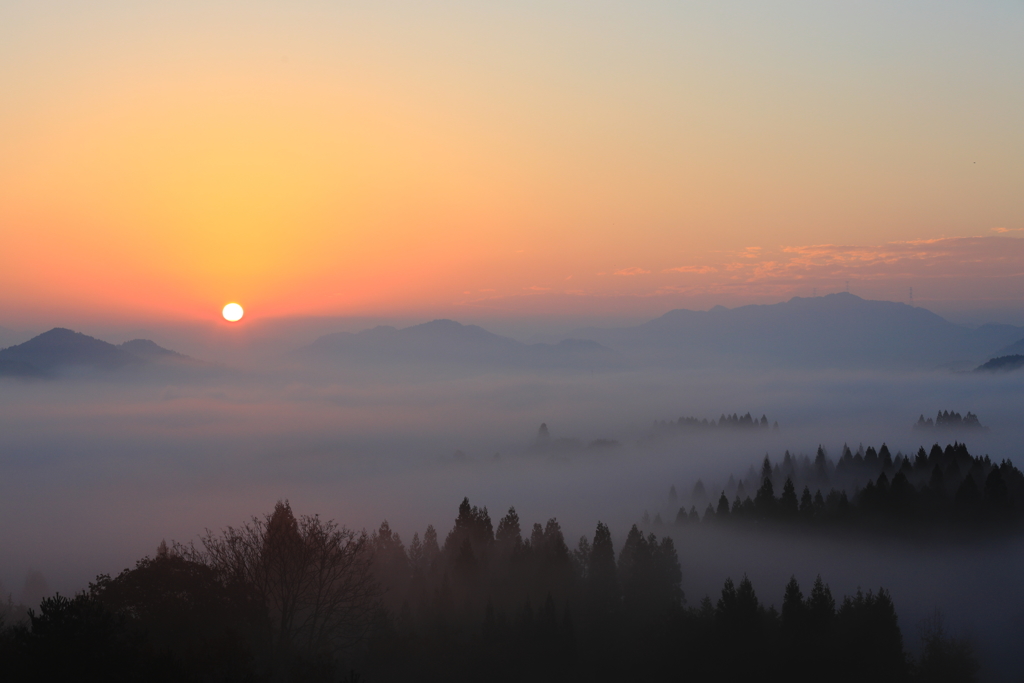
xmin=664 ymin=265 xmax=718 ymax=275
xmin=658 ymin=236 xmax=1024 ymax=297
xmin=457 ymin=236 xmax=1024 ymax=313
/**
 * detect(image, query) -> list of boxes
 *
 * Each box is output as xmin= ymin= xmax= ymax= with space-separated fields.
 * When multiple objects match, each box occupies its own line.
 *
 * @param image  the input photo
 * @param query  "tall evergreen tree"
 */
xmin=716 ymin=492 xmax=730 ymax=518
xmin=781 ymin=576 xmax=806 ymax=651
xmin=587 ymin=522 xmax=618 ymax=617
xmin=755 ymin=478 xmax=776 ymax=518
xmin=780 ymin=478 xmax=799 ymax=517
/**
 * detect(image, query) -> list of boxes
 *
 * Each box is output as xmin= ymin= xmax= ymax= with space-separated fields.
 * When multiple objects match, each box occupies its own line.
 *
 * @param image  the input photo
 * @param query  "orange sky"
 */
xmin=2 ymin=2 xmax=1022 ymax=327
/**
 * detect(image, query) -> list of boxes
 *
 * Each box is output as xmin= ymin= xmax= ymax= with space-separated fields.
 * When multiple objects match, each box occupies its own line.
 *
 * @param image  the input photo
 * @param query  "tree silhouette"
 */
xmin=179 ymin=501 xmax=380 ymax=672
xmin=916 ymin=611 xmax=979 ymax=683
xmin=755 ymin=477 xmax=776 ymax=518
xmin=716 ymin=491 xmax=730 ymax=518
xmin=780 ymin=478 xmax=799 ymax=517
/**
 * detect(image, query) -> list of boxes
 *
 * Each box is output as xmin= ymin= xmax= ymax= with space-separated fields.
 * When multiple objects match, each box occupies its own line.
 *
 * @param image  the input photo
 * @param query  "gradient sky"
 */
xmin=2 ymin=1 xmax=1022 ymax=327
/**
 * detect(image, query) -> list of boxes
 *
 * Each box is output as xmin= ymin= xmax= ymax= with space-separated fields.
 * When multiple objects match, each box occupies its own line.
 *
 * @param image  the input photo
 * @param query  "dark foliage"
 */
xmin=913 ymin=411 xmax=985 ymax=432
xmin=0 ymin=498 xmax=971 ymax=682
xmin=652 ymin=411 xmax=778 ymax=433
xmin=677 ymin=442 xmax=1024 ymax=535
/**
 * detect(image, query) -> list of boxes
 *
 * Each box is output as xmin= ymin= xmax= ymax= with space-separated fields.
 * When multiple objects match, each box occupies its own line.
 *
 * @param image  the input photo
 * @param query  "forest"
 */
xmin=668 ymin=442 xmax=1023 ymax=537
xmin=0 ymin=497 xmax=980 ymax=682
xmin=913 ymin=411 xmax=985 ymax=432
xmin=651 ymin=412 xmax=780 ymax=433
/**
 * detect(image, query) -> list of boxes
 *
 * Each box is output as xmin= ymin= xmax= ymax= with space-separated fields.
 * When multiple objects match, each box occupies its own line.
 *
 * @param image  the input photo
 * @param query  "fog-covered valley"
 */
xmin=3 ymin=296 xmax=1024 ymax=678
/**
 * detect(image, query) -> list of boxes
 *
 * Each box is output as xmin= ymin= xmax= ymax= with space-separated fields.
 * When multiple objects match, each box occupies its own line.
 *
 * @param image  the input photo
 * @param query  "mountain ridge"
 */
xmin=301 ymin=319 xmax=623 ymax=371
xmin=564 ymin=293 xmax=1023 ymax=369
xmin=0 ymin=328 xmax=198 ymax=377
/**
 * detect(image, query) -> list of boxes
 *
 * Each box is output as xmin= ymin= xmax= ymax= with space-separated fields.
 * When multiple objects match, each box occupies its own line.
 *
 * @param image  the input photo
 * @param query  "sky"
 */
xmin=2 ymin=1 xmax=1022 ymax=328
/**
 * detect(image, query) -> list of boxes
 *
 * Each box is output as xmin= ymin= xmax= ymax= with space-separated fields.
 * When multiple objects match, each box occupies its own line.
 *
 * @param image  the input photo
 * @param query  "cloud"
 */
xmin=664 ymin=266 xmax=718 ymax=275
xmin=700 ymin=237 xmax=1024 ymax=291
xmin=457 ymin=236 xmax=1024 ymax=312
xmin=991 ymin=227 xmax=1024 ymax=234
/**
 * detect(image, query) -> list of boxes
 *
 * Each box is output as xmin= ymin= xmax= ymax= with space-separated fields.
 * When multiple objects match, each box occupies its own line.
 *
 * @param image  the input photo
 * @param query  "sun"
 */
xmin=222 ymin=303 xmax=244 ymax=322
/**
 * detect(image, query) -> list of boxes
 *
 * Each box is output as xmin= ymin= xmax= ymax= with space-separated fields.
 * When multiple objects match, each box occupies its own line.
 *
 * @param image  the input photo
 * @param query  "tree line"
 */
xmin=652 ymin=412 xmax=780 ymax=433
xmin=1 ymin=498 xmax=978 ymax=681
xmin=913 ymin=410 xmax=984 ymax=432
xmin=672 ymin=442 xmax=1023 ymax=534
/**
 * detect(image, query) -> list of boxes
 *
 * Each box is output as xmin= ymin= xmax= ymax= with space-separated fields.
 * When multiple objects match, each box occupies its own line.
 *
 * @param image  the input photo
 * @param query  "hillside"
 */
xmin=975 ymin=355 xmax=1024 ymax=373
xmin=0 ymin=329 xmax=196 ymax=377
xmin=567 ymin=293 xmax=1022 ymax=369
xmin=302 ymin=319 xmax=623 ymax=371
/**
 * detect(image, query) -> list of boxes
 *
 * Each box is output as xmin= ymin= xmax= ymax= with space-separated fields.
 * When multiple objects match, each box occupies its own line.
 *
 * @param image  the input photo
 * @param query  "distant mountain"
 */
xmin=975 ymin=355 xmax=1024 ymax=373
xmin=117 ymin=338 xmax=189 ymax=361
xmin=0 ymin=359 xmax=45 ymax=378
xmin=0 ymin=328 xmax=140 ymax=374
xmin=301 ymin=319 xmax=623 ymax=371
xmin=0 ymin=328 xmax=197 ymax=377
xmin=566 ymin=293 xmax=1024 ymax=370
xmin=991 ymin=336 xmax=1024 ymax=359
xmin=0 ymin=325 xmax=33 ymax=350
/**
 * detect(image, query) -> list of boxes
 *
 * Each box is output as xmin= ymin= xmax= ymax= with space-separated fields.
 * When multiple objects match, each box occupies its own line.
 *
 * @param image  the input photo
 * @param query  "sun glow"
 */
xmin=222 ymin=303 xmax=244 ymax=322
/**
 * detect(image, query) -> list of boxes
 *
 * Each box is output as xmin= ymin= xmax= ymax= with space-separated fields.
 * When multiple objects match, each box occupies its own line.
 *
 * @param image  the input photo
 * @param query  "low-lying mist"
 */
xmin=2 ymin=358 xmax=1024 ymax=677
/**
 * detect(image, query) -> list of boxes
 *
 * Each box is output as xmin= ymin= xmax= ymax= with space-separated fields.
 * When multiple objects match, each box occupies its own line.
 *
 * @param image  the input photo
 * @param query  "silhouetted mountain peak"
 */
xmin=0 ymin=328 xmax=137 ymax=373
xmin=0 ymin=328 xmax=199 ymax=377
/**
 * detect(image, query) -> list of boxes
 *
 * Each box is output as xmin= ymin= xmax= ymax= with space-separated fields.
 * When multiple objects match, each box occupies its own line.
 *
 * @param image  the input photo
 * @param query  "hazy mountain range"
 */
xmin=568 ymin=293 xmax=1024 ymax=370
xmin=4 ymin=294 xmax=1024 ymax=378
xmin=299 ymin=319 xmax=623 ymax=371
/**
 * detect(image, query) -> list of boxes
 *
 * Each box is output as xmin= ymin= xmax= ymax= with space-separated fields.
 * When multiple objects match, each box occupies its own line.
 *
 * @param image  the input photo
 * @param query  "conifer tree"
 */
xmin=781 ymin=576 xmax=805 ymax=639
xmin=755 ymin=478 xmax=776 ymax=518
xmin=716 ymin=491 xmax=730 ymax=518
xmin=799 ymin=486 xmax=814 ymax=516
xmin=780 ymin=478 xmax=799 ymax=517
xmin=587 ymin=522 xmax=618 ymax=616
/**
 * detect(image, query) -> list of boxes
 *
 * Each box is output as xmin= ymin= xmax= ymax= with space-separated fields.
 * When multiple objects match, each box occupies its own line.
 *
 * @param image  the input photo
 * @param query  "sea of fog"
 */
xmin=2 ymin=365 xmax=1024 ymax=678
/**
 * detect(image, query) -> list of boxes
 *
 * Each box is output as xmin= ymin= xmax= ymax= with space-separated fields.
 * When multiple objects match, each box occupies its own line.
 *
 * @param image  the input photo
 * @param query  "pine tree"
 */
xmin=780 ymin=478 xmax=799 ymax=517
xmin=496 ymin=507 xmax=523 ymax=558
xmin=799 ymin=486 xmax=814 ymax=516
xmin=755 ymin=477 xmax=776 ymax=518
xmin=716 ymin=491 xmax=730 ymax=518
xmin=587 ymin=522 xmax=618 ymax=617
xmin=675 ymin=506 xmax=689 ymax=525
xmin=781 ymin=576 xmax=805 ymax=639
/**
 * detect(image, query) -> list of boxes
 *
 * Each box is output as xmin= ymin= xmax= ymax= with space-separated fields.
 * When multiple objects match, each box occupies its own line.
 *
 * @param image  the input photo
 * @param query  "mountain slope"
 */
xmin=991 ymin=335 xmax=1024 ymax=359
xmin=302 ymin=319 xmax=622 ymax=371
xmin=567 ymin=293 xmax=1023 ymax=370
xmin=0 ymin=328 xmax=140 ymax=373
xmin=976 ymin=355 xmax=1024 ymax=373
xmin=117 ymin=338 xmax=190 ymax=361
xmin=0 ymin=329 xmax=198 ymax=377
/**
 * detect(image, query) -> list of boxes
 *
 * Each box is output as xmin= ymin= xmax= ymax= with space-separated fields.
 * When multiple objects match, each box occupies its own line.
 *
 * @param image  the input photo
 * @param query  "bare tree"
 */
xmin=177 ymin=501 xmax=380 ymax=669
